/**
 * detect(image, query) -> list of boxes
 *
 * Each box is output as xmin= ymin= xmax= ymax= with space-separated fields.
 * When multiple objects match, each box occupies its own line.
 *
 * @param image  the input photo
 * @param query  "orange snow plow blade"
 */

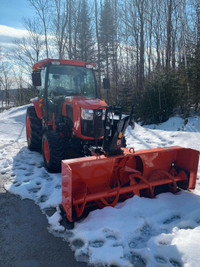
xmin=61 ymin=146 xmax=199 ymax=222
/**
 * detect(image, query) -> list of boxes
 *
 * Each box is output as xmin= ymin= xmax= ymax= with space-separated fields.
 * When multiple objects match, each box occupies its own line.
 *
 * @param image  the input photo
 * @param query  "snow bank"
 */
xmin=144 ymin=116 xmax=200 ymax=132
xmin=1 ymin=106 xmax=200 ymax=266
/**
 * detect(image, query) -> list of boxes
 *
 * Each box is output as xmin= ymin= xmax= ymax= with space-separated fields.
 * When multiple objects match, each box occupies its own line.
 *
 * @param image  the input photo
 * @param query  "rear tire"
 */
xmin=26 ymin=106 xmax=42 ymax=151
xmin=42 ymin=131 xmax=65 ymax=173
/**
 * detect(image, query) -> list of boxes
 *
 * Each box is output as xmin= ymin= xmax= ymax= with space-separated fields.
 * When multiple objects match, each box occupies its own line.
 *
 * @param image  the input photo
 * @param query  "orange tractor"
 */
xmin=26 ymin=58 xmax=199 ymax=222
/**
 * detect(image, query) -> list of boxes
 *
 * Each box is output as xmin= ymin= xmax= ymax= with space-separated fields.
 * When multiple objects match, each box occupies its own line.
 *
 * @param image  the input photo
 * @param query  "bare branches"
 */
xmin=13 ymin=18 xmax=45 ymax=74
xmin=0 ymin=61 xmax=13 ymax=107
xmin=28 ymin=0 xmax=50 ymax=57
xmin=51 ymin=0 xmax=69 ymax=59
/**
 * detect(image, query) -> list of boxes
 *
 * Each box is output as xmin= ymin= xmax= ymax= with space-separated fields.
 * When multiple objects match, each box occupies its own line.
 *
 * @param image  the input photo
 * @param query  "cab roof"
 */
xmin=33 ymin=58 xmax=94 ymax=71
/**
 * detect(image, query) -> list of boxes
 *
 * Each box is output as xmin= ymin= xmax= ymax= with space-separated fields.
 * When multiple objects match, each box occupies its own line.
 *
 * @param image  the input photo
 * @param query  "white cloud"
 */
xmin=0 ymin=24 xmax=28 ymax=39
xmin=0 ymin=24 xmax=29 ymax=53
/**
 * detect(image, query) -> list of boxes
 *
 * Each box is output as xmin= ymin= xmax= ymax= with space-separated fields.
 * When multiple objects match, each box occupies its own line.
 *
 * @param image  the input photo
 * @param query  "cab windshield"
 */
xmin=47 ymin=64 xmax=97 ymax=98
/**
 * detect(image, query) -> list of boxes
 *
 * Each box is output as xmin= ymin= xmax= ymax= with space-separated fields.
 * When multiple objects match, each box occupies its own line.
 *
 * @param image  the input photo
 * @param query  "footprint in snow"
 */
xmin=75 ymin=252 xmax=89 ymax=263
xmin=155 ymin=256 xmax=167 ymax=264
xmin=13 ymin=163 xmax=20 ymax=168
xmin=129 ymin=240 xmax=137 ymax=248
xmin=72 ymin=239 xmax=85 ymax=249
xmin=28 ymin=187 xmax=41 ymax=194
xmin=37 ymin=162 xmax=44 ymax=168
xmin=105 ymin=235 xmax=117 ymax=241
xmin=18 ymin=166 xmax=27 ymax=171
xmin=43 ymin=207 xmax=56 ymax=216
xmin=14 ymin=182 xmax=22 ymax=187
xmin=28 ymin=161 xmax=37 ymax=166
xmin=129 ymin=237 xmax=146 ymax=249
xmin=89 ymin=240 xmax=104 ymax=248
xmin=129 ymin=223 xmax=156 ymax=249
xmin=140 ymin=223 xmax=152 ymax=236
xmin=169 ymin=259 xmax=182 ymax=267
xmin=46 ymin=177 xmax=53 ymax=181
xmin=163 ymin=215 xmax=181 ymax=225
xmin=129 ymin=253 xmax=146 ymax=267
xmin=64 ymin=230 xmax=74 ymax=239
xmin=24 ymin=172 xmax=34 ymax=177
xmin=39 ymin=171 xmax=50 ymax=179
xmin=158 ymin=240 xmax=170 ymax=246
xmin=38 ymin=195 xmax=48 ymax=203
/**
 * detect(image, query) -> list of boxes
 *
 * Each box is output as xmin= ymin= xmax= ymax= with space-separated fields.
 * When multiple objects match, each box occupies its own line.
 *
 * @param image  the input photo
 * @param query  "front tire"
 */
xmin=42 ymin=131 xmax=65 ymax=173
xmin=26 ymin=106 xmax=42 ymax=151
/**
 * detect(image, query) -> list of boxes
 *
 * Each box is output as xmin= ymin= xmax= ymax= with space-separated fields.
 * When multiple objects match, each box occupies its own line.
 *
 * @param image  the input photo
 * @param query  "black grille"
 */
xmin=81 ymin=110 xmax=104 ymax=138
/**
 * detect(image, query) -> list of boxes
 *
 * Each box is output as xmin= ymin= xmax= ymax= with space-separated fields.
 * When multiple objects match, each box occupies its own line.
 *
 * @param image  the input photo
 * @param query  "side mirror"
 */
xmin=103 ymin=78 xmax=110 ymax=90
xmin=32 ymin=71 xmax=41 ymax=87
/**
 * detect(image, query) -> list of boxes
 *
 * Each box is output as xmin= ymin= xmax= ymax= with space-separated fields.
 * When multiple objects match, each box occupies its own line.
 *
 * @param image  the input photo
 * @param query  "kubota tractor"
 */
xmin=26 ymin=58 xmax=199 ymax=222
xmin=26 ymin=58 xmax=132 ymax=172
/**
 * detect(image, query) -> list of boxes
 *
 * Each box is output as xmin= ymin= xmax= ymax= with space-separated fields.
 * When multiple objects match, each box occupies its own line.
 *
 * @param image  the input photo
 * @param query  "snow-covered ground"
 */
xmin=0 ymin=105 xmax=200 ymax=267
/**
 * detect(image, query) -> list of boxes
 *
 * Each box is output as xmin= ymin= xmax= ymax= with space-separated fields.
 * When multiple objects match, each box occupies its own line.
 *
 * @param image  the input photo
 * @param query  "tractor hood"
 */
xmin=64 ymin=95 xmax=107 ymax=109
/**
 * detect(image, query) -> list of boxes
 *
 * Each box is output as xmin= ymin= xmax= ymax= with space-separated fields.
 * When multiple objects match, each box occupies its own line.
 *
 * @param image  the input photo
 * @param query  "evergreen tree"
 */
xmin=99 ymin=0 xmax=115 ymax=78
xmin=188 ymin=44 xmax=200 ymax=112
xmin=76 ymin=0 xmax=95 ymax=62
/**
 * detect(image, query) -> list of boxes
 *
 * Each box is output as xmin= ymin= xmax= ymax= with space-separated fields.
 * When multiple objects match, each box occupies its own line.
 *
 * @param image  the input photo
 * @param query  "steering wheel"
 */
xmin=49 ymin=87 xmax=66 ymax=97
xmin=55 ymin=87 xmax=67 ymax=96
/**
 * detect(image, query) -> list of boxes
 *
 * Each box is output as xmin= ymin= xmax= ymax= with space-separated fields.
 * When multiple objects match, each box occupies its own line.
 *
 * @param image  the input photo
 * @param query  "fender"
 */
xmin=31 ymin=97 xmax=44 ymax=119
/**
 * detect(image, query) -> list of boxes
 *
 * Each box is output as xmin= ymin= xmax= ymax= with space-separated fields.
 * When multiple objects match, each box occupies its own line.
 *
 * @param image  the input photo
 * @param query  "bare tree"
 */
xmin=12 ymin=66 xmax=30 ymax=106
xmin=95 ymin=0 xmax=102 ymax=90
xmin=13 ymin=18 xmax=45 ymax=74
xmin=51 ymin=0 xmax=69 ymax=59
xmin=28 ymin=0 xmax=50 ymax=58
xmin=68 ymin=0 xmax=72 ymax=59
xmin=123 ymin=0 xmax=146 ymax=91
xmin=0 ymin=62 xmax=13 ymax=107
xmin=177 ymin=0 xmax=189 ymax=94
xmin=146 ymin=0 xmax=154 ymax=78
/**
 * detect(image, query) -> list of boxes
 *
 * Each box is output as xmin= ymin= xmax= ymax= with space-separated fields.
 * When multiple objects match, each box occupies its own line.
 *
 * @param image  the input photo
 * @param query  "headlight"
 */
xmin=81 ymin=108 xmax=94 ymax=120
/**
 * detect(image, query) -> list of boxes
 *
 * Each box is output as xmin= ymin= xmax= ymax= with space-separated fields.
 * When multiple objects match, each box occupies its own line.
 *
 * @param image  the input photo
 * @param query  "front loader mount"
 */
xmin=61 ymin=146 xmax=199 ymax=222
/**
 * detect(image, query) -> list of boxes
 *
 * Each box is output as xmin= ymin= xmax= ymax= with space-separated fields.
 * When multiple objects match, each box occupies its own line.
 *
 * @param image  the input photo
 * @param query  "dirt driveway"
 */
xmin=0 ymin=174 xmax=86 ymax=267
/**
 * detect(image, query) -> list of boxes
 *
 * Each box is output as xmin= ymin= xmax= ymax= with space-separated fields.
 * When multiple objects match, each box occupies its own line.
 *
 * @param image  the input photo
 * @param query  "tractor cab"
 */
xmin=32 ymin=59 xmax=98 ymax=100
xmin=32 ymin=59 xmax=107 ymax=141
xmin=28 ymin=59 xmax=112 ymax=171
xmin=31 ymin=59 xmax=107 ymax=140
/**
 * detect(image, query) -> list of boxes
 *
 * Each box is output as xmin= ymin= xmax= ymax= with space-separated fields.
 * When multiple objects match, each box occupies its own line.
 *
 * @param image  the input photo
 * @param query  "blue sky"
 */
xmin=0 ymin=0 xmax=35 ymax=52
xmin=0 ymin=0 xmax=34 ymax=28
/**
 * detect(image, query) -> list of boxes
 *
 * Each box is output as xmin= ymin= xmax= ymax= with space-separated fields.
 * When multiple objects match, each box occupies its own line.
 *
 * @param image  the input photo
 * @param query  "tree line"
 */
xmin=1 ymin=0 xmax=200 ymax=123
